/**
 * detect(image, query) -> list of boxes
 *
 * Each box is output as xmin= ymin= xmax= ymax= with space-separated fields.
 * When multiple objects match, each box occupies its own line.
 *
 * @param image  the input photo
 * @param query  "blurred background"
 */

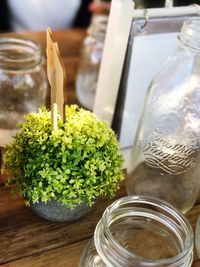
xmin=0 ymin=0 xmax=199 ymax=145
xmin=0 ymin=0 xmax=198 ymax=33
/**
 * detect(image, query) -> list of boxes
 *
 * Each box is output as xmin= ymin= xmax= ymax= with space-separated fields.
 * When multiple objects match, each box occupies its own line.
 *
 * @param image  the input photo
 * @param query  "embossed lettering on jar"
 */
xmin=126 ymin=17 xmax=200 ymax=213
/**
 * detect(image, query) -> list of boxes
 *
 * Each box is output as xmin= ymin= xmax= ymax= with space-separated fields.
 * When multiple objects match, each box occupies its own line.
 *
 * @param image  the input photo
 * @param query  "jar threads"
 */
xmin=80 ymin=196 xmax=193 ymax=266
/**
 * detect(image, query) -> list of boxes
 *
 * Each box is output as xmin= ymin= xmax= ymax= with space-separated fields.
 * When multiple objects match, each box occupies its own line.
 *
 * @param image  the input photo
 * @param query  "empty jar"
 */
xmin=76 ymin=0 xmax=110 ymax=110
xmin=0 ymin=36 xmax=47 ymax=146
xmin=79 ymin=195 xmax=193 ymax=267
xmin=126 ymin=17 xmax=200 ymax=213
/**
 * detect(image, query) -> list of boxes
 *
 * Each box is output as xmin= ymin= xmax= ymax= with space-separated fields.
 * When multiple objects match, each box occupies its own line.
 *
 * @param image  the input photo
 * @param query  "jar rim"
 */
xmin=178 ymin=17 xmax=200 ymax=52
xmin=87 ymin=14 xmax=108 ymax=43
xmin=184 ymin=17 xmax=200 ymax=34
xmin=0 ymin=36 xmax=42 ymax=70
xmin=95 ymin=195 xmax=193 ymax=266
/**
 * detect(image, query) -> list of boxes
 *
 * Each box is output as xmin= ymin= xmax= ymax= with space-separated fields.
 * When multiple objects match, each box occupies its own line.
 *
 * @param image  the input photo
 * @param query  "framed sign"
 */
xmin=93 ymin=0 xmax=200 ymax=165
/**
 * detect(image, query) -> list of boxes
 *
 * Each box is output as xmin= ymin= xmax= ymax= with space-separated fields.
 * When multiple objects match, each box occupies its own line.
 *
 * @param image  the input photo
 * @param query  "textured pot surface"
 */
xmin=30 ymin=199 xmax=93 ymax=222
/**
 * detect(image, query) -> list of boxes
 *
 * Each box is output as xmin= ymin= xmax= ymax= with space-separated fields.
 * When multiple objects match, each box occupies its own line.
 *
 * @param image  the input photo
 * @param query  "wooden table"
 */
xmin=1 ymin=29 xmax=200 ymax=267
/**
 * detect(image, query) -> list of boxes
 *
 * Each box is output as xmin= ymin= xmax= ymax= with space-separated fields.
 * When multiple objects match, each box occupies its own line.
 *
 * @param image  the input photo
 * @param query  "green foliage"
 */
xmin=3 ymin=105 xmax=124 ymax=208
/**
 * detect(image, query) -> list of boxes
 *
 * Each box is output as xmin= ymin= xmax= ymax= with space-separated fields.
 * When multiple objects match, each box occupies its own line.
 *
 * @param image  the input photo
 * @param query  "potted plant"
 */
xmin=3 ymin=105 xmax=124 ymax=222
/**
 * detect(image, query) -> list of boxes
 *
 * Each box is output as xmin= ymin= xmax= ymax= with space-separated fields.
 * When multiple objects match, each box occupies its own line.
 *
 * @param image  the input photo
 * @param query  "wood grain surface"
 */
xmin=0 ymin=184 xmax=125 ymax=265
xmin=0 ymin=30 xmax=200 ymax=267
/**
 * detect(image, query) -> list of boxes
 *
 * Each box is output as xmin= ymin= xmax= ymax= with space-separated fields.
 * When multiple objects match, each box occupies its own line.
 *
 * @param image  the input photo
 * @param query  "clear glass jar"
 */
xmin=0 ymin=36 xmax=47 ymax=146
xmin=126 ymin=17 xmax=200 ymax=213
xmin=79 ymin=196 xmax=193 ymax=267
xmin=75 ymin=1 xmax=109 ymax=110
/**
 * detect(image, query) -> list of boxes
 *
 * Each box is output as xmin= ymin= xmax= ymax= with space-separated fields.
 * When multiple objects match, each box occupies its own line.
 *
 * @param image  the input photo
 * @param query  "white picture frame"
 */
xmin=93 ymin=1 xmax=200 ymax=166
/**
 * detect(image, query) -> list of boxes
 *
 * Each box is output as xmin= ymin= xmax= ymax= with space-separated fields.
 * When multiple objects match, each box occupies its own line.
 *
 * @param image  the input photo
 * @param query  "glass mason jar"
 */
xmin=126 ymin=17 xmax=200 ymax=214
xmin=75 ymin=1 xmax=110 ymax=110
xmin=0 ymin=36 xmax=48 ymax=146
xmin=79 ymin=196 xmax=193 ymax=267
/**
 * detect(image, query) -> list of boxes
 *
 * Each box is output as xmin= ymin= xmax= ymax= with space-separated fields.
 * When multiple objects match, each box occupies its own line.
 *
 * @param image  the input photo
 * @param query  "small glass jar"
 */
xmin=75 ymin=2 xmax=109 ymax=110
xmin=126 ymin=17 xmax=200 ymax=213
xmin=0 ymin=36 xmax=47 ymax=146
xmin=79 ymin=196 xmax=193 ymax=267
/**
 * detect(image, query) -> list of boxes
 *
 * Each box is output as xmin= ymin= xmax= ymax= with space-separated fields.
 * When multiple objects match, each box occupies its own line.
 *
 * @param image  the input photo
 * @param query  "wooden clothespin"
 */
xmin=46 ymin=27 xmax=65 ymax=131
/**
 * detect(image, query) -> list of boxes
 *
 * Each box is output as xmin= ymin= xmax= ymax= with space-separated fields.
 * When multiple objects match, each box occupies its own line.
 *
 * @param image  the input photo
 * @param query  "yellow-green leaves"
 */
xmin=3 ymin=105 xmax=124 ymax=208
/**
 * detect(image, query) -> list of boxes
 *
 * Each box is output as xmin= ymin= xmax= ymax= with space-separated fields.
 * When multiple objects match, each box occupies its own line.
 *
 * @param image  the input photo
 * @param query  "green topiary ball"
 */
xmin=3 ymin=105 xmax=124 ymax=208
